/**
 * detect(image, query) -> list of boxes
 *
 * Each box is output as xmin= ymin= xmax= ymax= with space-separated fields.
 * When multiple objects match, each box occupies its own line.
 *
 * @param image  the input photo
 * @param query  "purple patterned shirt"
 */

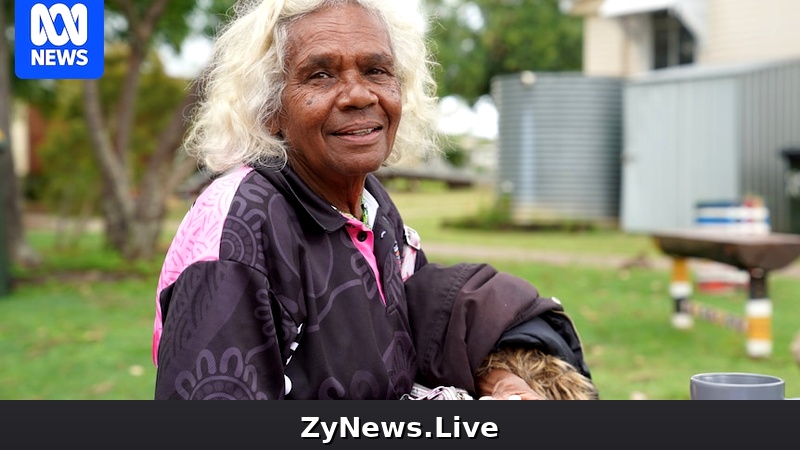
xmin=153 ymin=165 xmax=424 ymax=399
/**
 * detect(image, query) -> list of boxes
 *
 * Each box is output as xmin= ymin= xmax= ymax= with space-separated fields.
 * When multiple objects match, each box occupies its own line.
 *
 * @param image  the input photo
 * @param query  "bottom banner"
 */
xmin=0 ymin=400 xmax=794 ymax=448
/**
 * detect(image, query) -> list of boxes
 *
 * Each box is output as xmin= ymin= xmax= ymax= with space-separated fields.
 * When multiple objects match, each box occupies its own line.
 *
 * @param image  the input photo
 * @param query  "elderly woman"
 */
xmin=152 ymin=0 xmax=593 ymax=400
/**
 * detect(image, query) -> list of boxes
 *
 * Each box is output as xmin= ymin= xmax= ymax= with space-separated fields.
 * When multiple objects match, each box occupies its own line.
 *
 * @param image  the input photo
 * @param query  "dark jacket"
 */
xmin=154 ymin=164 xmax=590 ymax=400
xmin=405 ymin=262 xmax=591 ymax=394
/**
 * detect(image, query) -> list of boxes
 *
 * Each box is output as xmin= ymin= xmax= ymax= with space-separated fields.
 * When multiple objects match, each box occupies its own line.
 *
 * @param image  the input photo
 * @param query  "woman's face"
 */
xmin=278 ymin=4 xmax=402 ymax=184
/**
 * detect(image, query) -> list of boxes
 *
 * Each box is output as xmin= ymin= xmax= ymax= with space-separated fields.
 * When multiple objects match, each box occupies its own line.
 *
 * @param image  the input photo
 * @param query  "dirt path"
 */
xmin=421 ymin=242 xmax=800 ymax=280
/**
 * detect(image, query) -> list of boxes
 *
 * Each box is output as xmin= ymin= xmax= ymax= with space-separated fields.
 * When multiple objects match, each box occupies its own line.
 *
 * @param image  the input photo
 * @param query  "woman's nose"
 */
xmin=337 ymin=75 xmax=378 ymax=110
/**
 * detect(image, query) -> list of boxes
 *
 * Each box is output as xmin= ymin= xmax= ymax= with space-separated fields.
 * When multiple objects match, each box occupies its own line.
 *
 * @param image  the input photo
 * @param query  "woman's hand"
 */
xmin=476 ymin=368 xmax=547 ymax=400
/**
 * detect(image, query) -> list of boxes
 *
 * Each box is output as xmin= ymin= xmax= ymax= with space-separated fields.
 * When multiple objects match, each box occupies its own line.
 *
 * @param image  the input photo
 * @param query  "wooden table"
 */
xmin=652 ymin=230 xmax=800 ymax=358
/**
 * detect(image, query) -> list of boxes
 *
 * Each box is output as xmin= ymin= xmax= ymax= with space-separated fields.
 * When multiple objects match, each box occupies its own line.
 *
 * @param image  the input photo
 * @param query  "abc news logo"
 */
xmin=30 ymin=3 xmax=89 ymax=66
xmin=15 ymin=1 xmax=104 ymax=79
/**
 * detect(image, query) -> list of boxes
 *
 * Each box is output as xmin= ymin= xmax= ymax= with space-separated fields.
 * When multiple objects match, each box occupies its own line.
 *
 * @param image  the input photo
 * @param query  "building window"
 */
xmin=652 ymin=10 xmax=695 ymax=69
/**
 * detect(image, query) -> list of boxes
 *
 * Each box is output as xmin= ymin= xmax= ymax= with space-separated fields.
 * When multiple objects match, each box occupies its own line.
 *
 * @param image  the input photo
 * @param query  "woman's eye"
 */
xmin=310 ymin=71 xmax=331 ymax=79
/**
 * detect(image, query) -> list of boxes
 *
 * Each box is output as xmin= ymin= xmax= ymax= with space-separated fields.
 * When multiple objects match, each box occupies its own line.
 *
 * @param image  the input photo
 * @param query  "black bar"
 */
xmin=0 ymin=400 xmax=796 ymax=448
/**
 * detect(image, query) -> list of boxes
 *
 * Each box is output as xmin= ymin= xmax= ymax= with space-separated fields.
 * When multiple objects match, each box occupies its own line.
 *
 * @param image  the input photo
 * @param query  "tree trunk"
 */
xmin=84 ymin=71 xmax=200 ymax=259
xmin=128 ymin=78 xmax=203 ymax=259
xmin=113 ymin=0 xmax=168 ymax=172
xmin=83 ymin=79 xmax=135 ymax=253
xmin=0 ymin=4 xmax=39 ymax=270
xmin=81 ymin=0 xmax=193 ymax=260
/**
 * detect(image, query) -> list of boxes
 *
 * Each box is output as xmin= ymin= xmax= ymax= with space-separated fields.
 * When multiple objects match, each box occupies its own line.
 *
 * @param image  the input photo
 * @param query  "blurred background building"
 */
xmin=557 ymin=0 xmax=800 ymax=234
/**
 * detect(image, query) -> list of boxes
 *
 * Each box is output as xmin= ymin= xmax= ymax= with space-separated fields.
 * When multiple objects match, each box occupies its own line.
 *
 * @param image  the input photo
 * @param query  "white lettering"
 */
xmin=30 ymin=49 xmax=89 ymax=66
xmin=320 ymin=419 xmax=338 ymax=444
xmin=361 ymin=421 xmax=379 ymax=438
xmin=462 ymin=420 xmax=480 ymax=438
xmin=56 ymin=48 xmax=76 ymax=65
xmin=339 ymin=416 xmax=358 ymax=441
xmin=435 ymin=416 xmax=498 ymax=439
xmin=300 ymin=417 xmax=493 ymax=441
xmin=380 ymin=421 xmax=406 ymax=438
xmin=31 ymin=3 xmax=88 ymax=46
xmin=406 ymin=422 xmax=422 ymax=438
xmin=76 ymin=49 xmax=89 ymax=66
xmin=435 ymin=416 xmax=452 ymax=438
xmin=482 ymin=422 xmax=499 ymax=438
xmin=31 ymin=49 xmax=45 ymax=65
xmin=300 ymin=417 xmax=320 ymax=439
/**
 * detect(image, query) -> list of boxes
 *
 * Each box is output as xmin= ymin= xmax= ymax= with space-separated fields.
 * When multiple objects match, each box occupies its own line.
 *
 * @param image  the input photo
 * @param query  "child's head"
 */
xmin=479 ymin=347 xmax=599 ymax=400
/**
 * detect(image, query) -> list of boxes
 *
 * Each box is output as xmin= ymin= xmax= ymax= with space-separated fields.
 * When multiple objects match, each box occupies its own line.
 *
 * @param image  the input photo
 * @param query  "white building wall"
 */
xmin=583 ymin=14 xmax=653 ymax=77
xmin=583 ymin=16 xmax=627 ymax=76
xmin=701 ymin=0 xmax=800 ymax=65
xmin=572 ymin=0 xmax=800 ymax=76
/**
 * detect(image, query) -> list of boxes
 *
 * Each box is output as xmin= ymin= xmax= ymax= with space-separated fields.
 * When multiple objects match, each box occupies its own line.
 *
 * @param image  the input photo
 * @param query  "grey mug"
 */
xmin=690 ymin=372 xmax=785 ymax=400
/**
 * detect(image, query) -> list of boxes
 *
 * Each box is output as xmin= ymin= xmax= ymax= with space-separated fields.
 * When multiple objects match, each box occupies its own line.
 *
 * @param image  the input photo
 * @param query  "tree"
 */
xmin=425 ymin=0 xmax=583 ymax=104
xmin=1 ymin=1 xmax=42 ymax=282
xmin=81 ymin=0 xmax=233 ymax=259
xmin=30 ymin=50 xmax=191 ymax=251
xmin=3 ymin=1 xmax=235 ymax=266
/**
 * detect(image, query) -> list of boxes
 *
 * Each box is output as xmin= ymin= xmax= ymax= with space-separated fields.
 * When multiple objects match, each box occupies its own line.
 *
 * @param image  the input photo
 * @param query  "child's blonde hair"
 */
xmin=477 ymin=347 xmax=599 ymax=400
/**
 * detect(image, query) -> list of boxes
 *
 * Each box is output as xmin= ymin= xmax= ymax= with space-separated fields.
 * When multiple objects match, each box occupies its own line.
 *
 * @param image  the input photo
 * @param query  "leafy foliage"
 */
xmin=4 ymin=1 xmax=237 ymax=259
xmin=424 ymin=0 xmax=583 ymax=104
xmin=27 ymin=50 xmax=189 ymax=216
xmin=104 ymin=0 xmax=233 ymax=51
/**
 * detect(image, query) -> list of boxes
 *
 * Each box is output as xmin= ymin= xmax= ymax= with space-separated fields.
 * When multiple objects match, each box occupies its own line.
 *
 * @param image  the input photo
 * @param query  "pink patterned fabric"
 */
xmin=152 ymin=166 xmax=253 ymax=365
xmin=342 ymin=217 xmax=386 ymax=305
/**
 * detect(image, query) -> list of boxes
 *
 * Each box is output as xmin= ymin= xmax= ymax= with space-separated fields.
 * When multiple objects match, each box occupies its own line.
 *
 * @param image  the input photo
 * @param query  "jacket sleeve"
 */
xmin=154 ymin=260 xmax=298 ymax=400
xmin=404 ymin=262 xmax=589 ymax=395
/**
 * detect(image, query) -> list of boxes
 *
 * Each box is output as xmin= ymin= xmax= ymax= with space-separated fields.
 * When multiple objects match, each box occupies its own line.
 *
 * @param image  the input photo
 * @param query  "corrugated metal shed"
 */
xmin=621 ymin=58 xmax=800 ymax=233
xmin=492 ymin=72 xmax=624 ymax=225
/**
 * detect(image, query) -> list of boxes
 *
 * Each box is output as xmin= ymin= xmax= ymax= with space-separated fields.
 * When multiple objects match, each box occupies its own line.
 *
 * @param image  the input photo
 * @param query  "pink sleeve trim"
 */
xmin=152 ymin=166 xmax=253 ymax=366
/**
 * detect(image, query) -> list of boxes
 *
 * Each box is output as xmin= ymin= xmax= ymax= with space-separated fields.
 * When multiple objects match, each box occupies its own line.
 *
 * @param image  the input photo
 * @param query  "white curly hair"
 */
xmin=184 ymin=0 xmax=440 ymax=175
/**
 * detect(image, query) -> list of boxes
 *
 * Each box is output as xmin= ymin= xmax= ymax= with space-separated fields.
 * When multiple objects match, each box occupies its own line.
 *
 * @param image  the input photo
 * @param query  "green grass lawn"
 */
xmin=1 ymin=229 xmax=161 ymax=399
xmin=2 ymin=184 xmax=799 ymax=400
xmin=432 ymin=257 xmax=800 ymax=400
xmin=0 ymin=278 xmax=157 ymax=399
xmin=388 ymin=184 xmax=659 ymax=257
